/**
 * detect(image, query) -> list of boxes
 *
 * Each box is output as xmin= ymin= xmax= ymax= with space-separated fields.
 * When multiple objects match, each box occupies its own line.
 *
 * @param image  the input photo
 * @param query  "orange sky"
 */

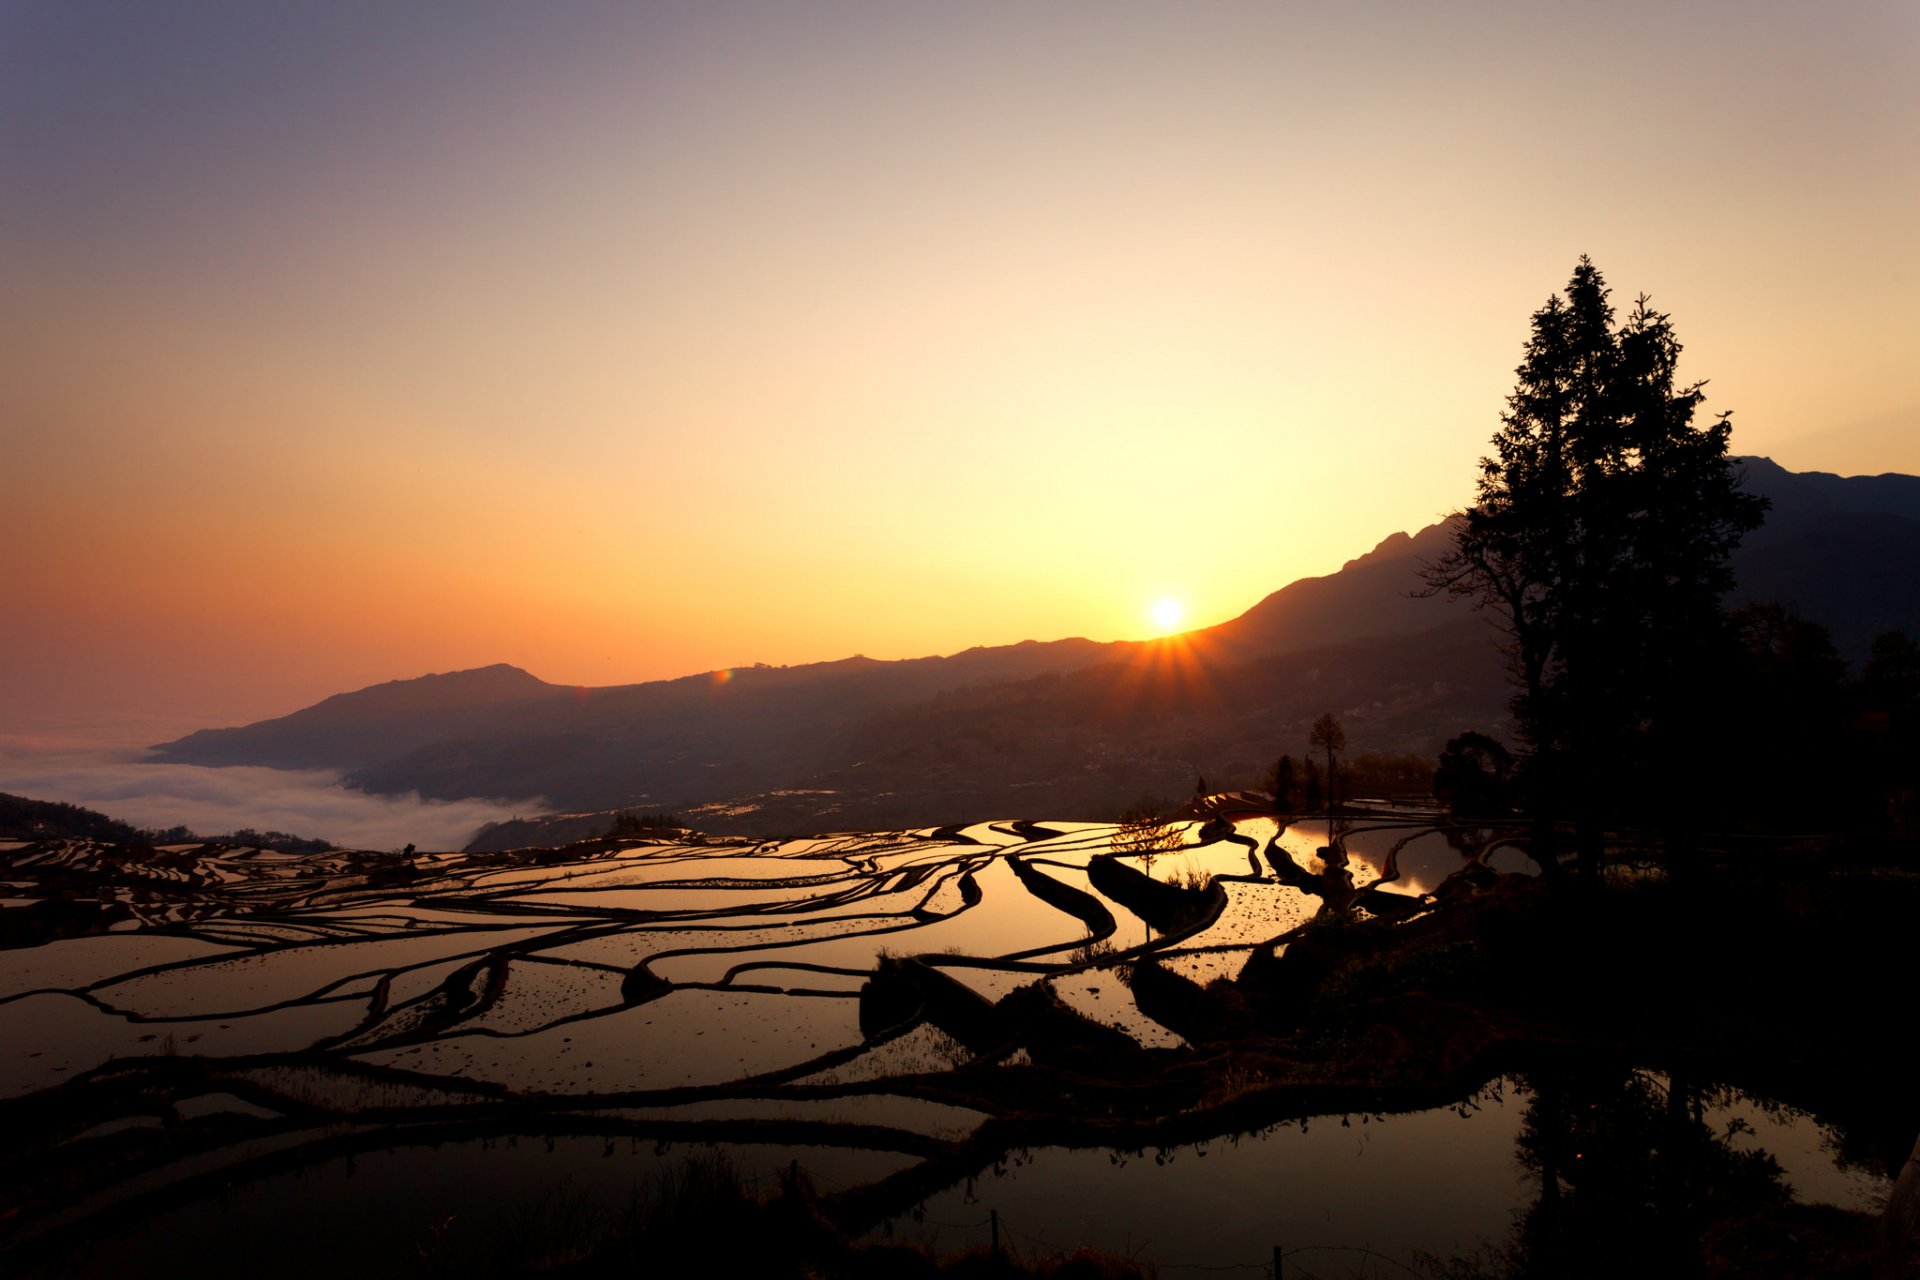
xmin=4 ymin=2 xmax=1916 ymax=734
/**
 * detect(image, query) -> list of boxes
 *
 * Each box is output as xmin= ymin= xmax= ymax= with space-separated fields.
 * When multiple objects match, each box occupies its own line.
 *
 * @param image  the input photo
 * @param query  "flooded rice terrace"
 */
xmin=0 ymin=809 xmax=1883 ymax=1276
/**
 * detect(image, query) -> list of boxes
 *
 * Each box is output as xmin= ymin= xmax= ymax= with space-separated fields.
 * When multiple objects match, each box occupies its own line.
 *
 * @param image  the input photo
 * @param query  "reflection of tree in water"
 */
xmin=1435 ymin=1069 xmax=1789 ymax=1279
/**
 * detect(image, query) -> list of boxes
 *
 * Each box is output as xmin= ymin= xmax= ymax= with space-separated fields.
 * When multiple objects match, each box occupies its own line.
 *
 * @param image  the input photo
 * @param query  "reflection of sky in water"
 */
xmin=360 ymin=988 xmax=866 ymax=1094
xmin=1274 ymin=822 xmax=1490 ymax=896
xmin=795 ymin=1021 xmax=974 ymax=1085
xmin=0 ymin=822 xmax=1547 ymax=1106
xmin=0 ymin=934 xmax=239 ymax=1001
xmin=1047 ymin=972 xmax=1184 ymax=1048
xmin=0 ymin=991 xmax=368 ymax=1097
xmin=1274 ymin=822 xmax=1333 ymax=874
xmin=475 ymin=853 xmax=856 ymax=891
xmin=1705 ymin=1089 xmax=1889 ymax=1212
xmin=509 ymin=870 xmax=938 ymax=919
xmin=1114 ymin=839 xmax=1262 ymax=883
xmin=883 ymin=1077 xmax=1891 ymax=1274
xmin=1172 ymin=881 xmax=1316 ymax=949
xmin=1157 ymin=948 xmax=1253 ymax=985
xmin=889 ymin=1089 xmax=1528 ymax=1271
xmin=647 ymin=857 xmax=1093 ymax=983
xmin=95 ymin=927 xmax=560 ymax=1018
xmin=1381 ymin=829 xmax=1471 ymax=895
xmin=459 ymin=959 xmax=627 ymax=1035
xmin=937 ymin=964 xmax=1046 ymax=1003
xmin=1485 ymin=843 xmax=1541 ymax=875
xmin=611 ymin=1094 xmax=988 ymax=1139
xmin=4 ymin=823 xmax=1884 ymax=1276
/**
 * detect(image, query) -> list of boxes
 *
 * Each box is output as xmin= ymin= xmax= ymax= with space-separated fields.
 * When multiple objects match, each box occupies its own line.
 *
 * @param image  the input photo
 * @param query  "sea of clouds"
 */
xmin=0 ymin=732 xmax=541 ymax=852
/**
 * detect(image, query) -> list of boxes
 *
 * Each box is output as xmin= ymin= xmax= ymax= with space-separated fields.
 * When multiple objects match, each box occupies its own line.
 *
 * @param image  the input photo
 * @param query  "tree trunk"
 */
xmin=1879 ymin=1131 xmax=1920 ymax=1280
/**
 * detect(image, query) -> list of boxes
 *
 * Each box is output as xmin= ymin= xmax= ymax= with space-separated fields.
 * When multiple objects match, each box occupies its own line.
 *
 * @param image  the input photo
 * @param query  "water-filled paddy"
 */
xmin=0 ymin=934 xmax=243 ymax=1001
xmin=881 ymin=1076 xmax=1889 ymax=1275
xmin=0 ymin=814 xmax=1889 ymax=1274
xmin=358 ymin=987 xmax=868 ymax=1094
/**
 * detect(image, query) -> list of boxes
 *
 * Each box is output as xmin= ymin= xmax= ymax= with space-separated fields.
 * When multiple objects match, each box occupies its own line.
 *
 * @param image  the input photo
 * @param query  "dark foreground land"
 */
xmin=2 ymin=814 xmax=1916 ymax=1278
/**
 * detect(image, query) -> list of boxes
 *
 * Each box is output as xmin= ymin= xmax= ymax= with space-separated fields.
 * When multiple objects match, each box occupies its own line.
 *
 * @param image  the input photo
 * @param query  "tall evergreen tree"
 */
xmin=1265 ymin=753 xmax=1299 ymax=812
xmin=1425 ymin=259 xmax=1766 ymax=881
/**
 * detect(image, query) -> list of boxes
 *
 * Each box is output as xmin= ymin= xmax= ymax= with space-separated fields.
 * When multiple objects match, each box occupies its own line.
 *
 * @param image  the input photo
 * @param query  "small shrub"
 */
xmin=1169 ymin=857 xmax=1210 ymax=892
xmin=1068 ymin=938 xmax=1115 ymax=966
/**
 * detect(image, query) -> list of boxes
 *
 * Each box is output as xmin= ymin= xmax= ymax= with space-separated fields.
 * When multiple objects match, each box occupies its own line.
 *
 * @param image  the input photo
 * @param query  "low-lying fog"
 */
xmin=0 ymin=728 xmax=540 ymax=851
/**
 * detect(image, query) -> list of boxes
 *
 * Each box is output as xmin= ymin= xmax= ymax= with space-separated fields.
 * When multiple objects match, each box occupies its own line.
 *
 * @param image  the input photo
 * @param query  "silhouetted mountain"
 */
xmin=1727 ymin=457 xmax=1920 ymax=660
xmin=153 ymin=663 xmax=572 ymax=771
xmin=154 ymin=642 xmax=1132 ymax=813
xmin=152 ymin=458 xmax=1920 ymax=839
xmin=1202 ymin=520 xmax=1461 ymax=658
xmin=1733 ymin=456 xmax=1920 ymax=521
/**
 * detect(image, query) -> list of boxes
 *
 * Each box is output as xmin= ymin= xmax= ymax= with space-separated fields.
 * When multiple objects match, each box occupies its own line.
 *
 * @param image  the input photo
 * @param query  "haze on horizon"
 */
xmin=4 ymin=0 xmax=1916 ymax=735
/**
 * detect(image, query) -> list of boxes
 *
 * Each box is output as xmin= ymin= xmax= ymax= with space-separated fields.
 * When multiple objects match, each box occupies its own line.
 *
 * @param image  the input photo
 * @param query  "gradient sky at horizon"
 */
xmin=5 ymin=0 xmax=1916 ymax=734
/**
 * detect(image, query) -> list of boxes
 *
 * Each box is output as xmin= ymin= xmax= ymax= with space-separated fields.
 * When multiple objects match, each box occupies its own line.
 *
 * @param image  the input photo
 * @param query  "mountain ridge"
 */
xmin=149 ymin=457 xmax=1920 ymax=836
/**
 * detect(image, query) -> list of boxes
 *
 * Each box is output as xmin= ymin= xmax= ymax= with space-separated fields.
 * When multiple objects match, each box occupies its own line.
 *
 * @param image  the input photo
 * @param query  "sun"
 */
xmin=1150 ymin=598 xmax=1183 ymax=632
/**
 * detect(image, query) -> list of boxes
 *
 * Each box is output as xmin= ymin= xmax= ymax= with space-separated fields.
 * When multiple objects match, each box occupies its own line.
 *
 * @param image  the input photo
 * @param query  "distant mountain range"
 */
xmin=151 ymin=458 xmax=1920 ymax=842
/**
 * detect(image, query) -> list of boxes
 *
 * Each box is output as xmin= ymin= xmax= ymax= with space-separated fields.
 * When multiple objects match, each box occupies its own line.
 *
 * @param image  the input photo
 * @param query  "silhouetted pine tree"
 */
xmin=1424 ymin=259 xmax=1766 ymax=881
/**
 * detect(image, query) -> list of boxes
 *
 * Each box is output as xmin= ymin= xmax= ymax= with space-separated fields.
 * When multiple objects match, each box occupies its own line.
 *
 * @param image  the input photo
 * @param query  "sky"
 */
xmin=5 ymin=0 xmax=1917 ymax=742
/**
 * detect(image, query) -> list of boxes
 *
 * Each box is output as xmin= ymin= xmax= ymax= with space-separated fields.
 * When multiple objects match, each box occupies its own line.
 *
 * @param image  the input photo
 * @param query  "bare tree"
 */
xmin=1308 ymin=712 xmax=1346 ymax=845
xmin=1112 ymin=804 xmax=1185 ymax=881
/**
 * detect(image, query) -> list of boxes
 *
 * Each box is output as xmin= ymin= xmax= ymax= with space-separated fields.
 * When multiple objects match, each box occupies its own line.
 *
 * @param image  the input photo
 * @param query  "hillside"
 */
xmin=151 ymin=458 xmax=1920 ymax=838
xmin=152 ymin=662 xmax=576 ymax=771
xmin=0 ymin=793 xmax=148 ymax=844
xmin=1728 ymin=457 xmax=1920 ymax=658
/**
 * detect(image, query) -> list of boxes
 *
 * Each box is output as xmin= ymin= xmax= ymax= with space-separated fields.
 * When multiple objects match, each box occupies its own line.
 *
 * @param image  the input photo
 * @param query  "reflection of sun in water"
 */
xmin=1151 ymin=598 xmax=1183 ymax=632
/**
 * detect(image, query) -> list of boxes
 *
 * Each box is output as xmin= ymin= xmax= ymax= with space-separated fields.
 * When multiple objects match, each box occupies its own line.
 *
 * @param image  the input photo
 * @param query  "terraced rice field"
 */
xmin=3 ymin=810 xmax=1877 ymax=1277
xmin=7 ymin=813 xmax=1434 ymax=1099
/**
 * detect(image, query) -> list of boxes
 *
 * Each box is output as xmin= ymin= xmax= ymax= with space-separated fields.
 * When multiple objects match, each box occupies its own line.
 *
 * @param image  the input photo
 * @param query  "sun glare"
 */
xmin=1151 ymin=598 xmax=1183 ymax=632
